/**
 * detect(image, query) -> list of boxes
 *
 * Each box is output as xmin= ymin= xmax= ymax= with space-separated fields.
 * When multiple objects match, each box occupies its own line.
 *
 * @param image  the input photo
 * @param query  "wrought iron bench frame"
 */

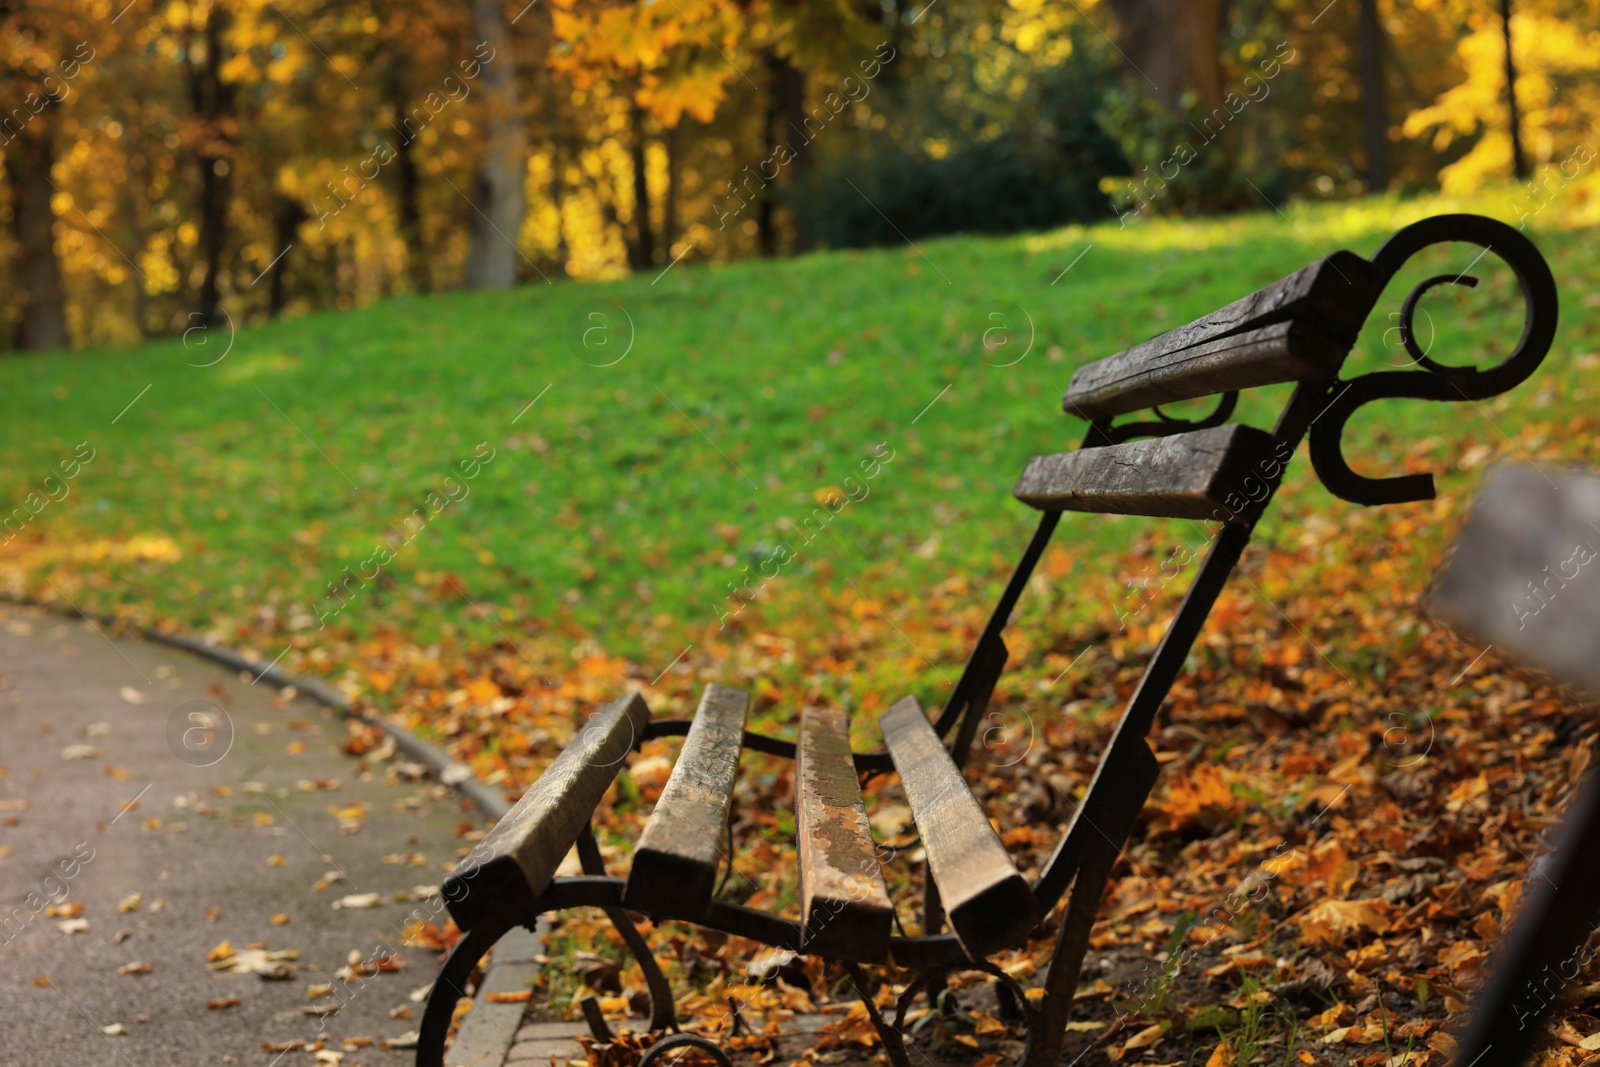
xmin=417 ymin=213 xmax=1558 ymax=1067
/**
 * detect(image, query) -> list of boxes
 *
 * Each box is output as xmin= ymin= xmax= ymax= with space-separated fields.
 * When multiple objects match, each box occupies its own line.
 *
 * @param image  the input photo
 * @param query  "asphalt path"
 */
xmin=0 ymin=602 xmax=483 ymax=1066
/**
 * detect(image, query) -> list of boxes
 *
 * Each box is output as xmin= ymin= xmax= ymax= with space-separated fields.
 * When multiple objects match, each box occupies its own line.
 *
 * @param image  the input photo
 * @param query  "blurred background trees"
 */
xmin=2 ymin=0 xmax=1595 ymax=350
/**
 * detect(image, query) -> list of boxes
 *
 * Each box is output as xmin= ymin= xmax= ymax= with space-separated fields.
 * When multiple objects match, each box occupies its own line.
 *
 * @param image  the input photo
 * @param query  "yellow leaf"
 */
xmin=972 ymin=1011 xmax=1006 ymax=1036
xmin=1299 ymin=899 xmax=1392 ymax=944
xmin=1124 ymin=1023 xmax=1165 ymax=1051
xmin=1206 ymin=1042 xmax=1236 ymax=1067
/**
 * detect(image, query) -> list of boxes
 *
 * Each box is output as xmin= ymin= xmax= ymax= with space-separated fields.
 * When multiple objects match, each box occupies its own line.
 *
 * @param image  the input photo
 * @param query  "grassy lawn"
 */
xmin=4 ymin=188 xmax=1595 ymax=687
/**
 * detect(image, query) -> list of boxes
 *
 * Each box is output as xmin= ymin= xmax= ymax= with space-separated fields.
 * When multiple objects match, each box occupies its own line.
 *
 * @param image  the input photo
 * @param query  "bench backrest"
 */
xmin=934 ymin=214 xmax=1558 ymax=927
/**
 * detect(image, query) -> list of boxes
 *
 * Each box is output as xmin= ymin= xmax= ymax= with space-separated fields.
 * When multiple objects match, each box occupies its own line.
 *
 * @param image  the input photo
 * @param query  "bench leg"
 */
xmin=1451 ymin=768 xmax=1600 ymax=1067
xmin=846 ymin=962 xmax=913 ymax=1067
xmin=416 ymin=916 xmax=516 ymax=1067
xmin=576 ymin=823 xmax=679 ymax=1033
xmin=1021 ymin=834 xmax=1120 ymax=1067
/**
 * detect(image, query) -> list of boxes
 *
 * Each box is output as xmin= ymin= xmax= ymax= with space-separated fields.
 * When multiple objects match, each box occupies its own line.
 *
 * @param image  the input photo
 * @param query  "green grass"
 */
xmin=4 ymin=189 xmax=1598 ymax=665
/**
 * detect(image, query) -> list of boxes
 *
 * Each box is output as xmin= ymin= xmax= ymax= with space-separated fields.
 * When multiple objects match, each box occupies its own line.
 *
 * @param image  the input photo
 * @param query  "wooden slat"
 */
xmin=1013 ymin=423 xmax=1279 ymax=521
xmin=1063 ymin=252 xmax=1379 ymax=421
xmin=1430 ymin=463 xmax=1600 ymax=697
xmin=443 ymin=692 xmax=649 ymax=930
xmin=795 ymin=706 xmax=894 ymax=962
xmin=879 ymin=696 xmax=1042 ymax=959
xmin=622 ymin=684 xmax=749 ymax=918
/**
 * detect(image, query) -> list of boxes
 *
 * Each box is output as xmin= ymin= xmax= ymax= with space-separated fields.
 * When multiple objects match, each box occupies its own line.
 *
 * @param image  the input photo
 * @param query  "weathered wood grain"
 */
xmin=795 ymin=706 xmax=894 ymax=962
xmin=443 ymin=692 xmax=649 ymax=930
xmin=1063 ymin=252 xmax=1379 ymax=421
xmin=1013 ymin=423 xmax=1281 ymax=521
xmin=880 ymin=695 xmax=1042 ymax=959
xmin=1430 ymin=463 xmax=1600 ymax=697
xmin=623 ymin=684 xmax=750 ymax=918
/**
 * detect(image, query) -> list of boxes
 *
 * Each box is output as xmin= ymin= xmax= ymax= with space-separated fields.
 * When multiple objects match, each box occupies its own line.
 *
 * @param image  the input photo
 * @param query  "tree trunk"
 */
xmin=385 ymin=63 xmax=429 ymax=293
xmin=1500 ymin=0 xmax=1528 ymax=180
xmin=1358 ymin=0 xmax=1388 ymax=192
xmin=464 ymin=0 xmax=527 ymax=289
xmin=543 ymin=69 xmax=570 ymax=273
xmin=774 ymin=55 xmax=809 ymax=252
xmin=121 ymin=106 xmax=151 ymax=339
xmin=627 ymin=100 xmax=655 ymax=270
xmin=394 ymin=129 xmax=427 ymax=291
xmin=268 ymin=195 xmax=306 ymax=318
xmin=757 ymin=64 xmax=780 ymax=257
xmin=1105 ymin=0 xmax=1222 ymax=112
xmin=188 ymin=2 xmax=235 ymax=329
xmin=5 ymin=125 xmax=68 ymax=351
xmin=663 ymin=120 xmax=680 ymax=256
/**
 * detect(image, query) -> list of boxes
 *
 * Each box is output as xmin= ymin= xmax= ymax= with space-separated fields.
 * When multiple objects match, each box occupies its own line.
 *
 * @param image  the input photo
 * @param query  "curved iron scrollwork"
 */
xmin=637 ymin=1033 xmax=737 ymax=1067
xmin=1106 ymin=389 xmax=1240 ymax=444
xmin=1309 ymin=213 xmax=1559 ymax=506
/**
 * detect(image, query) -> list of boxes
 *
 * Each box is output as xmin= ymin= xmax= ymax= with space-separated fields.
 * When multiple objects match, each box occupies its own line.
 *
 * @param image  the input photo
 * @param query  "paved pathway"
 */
xmin=0 ymin=603 xmax=489 ymax=1065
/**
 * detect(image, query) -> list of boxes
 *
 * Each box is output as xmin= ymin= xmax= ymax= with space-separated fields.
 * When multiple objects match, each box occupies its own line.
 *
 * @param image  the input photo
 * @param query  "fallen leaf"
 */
xmin=333 ymin=892 xmax=383 ymax=910
xmin=61 ymin=744 xmax=102 ymax=761
xmin=485 ymin=991 xmax=533 ymax=1003
xmin=117 ymin=892 xmax=141 ymax=913
xmin=1206 ymin=1041 xmax=1237 ymax=1067
xmin=118 ymin=686 xmax=146 ymax=705
xmin=1299 ymin=899 xmax=1393 ymax=944
xmin=207 ymin=997 xmax=242 ymax=1010
xmin=1326 ymin=1025 xmax=1365 ymax=1045
xmin=271 ymin=913 xmax=291 ymax=925
xmin=1125 ymin=1023 xmax=1165 ymax=1051
xmin=102 ymin=1023 xmax=129 ymax=1036
xmin=56 ymin=918 xmax=89 ymax=934
xmin=117 ymin=961 xmax=152 ymax=976
xmin=45 ymin=901 xmax=84 ymax=918
xmin=210 ymin=947 xmax=300 ymax=980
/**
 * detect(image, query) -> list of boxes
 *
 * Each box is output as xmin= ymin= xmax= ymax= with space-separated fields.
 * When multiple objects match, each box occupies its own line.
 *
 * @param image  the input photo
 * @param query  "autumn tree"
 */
xmin=463 ymin=0 xmax=525 ymax=288
xmin=0 ymin=0 xmax=92 ymax=350
xmin=1105 ymin=0 xmax=1222 ymax=113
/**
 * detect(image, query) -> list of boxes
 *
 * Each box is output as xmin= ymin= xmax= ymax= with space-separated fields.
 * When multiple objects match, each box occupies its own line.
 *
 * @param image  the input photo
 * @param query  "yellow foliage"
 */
xmin=1404 ymin=9 xmax=1600 ymax=194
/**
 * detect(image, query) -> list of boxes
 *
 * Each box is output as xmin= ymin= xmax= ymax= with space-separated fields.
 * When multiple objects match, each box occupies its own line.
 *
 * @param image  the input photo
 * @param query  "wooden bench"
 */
xmin=417 ymin=213 xmax=1558 ymax=1067
xmin=1431 ymin=464 xmax=1600 ymax=1067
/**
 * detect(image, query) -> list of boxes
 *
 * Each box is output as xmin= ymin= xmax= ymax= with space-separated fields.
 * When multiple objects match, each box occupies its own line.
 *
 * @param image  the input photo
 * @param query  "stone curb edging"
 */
xmin=3 ymin=596 xmax=539 ymax=1067
xmin=148 ymin=630 xmax=511 ymax=820
xmin=0 ymin=594 xmax=509 ymax=820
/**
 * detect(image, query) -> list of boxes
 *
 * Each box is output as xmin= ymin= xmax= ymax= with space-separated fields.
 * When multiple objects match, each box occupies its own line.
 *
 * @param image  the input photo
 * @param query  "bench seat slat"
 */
xmin=442 ymin=692 xmax=649 ymax=930
xmin=623 ymin=684 xmax=750 ymax=918
xmin=1063 ymin=252 xmax=1379 ymax=421
xmin=880 ymin=696 xmax=1042 ymax=959
xmin=1013 ymin=423 xmax=1279 ymax=521
xmin=796 ymin=706 xmax=895 ymax=961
